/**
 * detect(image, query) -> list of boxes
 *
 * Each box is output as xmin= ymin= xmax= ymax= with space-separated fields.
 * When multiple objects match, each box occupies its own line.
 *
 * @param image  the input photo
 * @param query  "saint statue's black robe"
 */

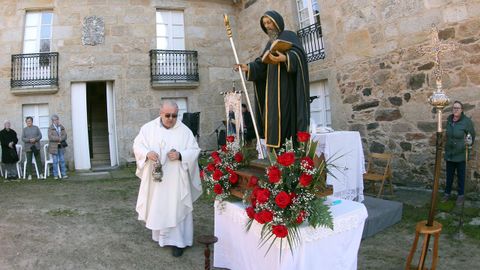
xmin=246 ymin=10 xmax=310 ymax=148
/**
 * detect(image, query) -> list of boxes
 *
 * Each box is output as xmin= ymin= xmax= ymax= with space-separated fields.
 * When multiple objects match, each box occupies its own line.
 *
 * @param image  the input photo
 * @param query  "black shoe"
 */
xmin=171 ymin=246 xmax=184 ymax=257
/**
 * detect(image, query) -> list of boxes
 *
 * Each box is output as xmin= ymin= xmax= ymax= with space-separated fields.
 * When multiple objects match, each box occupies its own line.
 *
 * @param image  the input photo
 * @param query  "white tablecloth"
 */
xmin=312 ymin=131 xmax=365 ymax=202
xmin=213 ymin=198 xmax=368 ymax=270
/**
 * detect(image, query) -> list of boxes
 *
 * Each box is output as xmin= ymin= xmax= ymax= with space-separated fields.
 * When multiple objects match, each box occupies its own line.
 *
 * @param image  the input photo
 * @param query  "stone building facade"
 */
xmin=1 ymin=0 xmax=240 ymax=170
xmin=1 ymin=0 xmax=479 ymax=191
xmin=235 ymin=0 xmax=480 ymax=190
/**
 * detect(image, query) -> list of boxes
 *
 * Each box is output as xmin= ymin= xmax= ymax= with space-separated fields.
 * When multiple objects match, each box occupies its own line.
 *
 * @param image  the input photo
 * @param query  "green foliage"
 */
xmin=309 ymin=198 xmax=334 ymax=230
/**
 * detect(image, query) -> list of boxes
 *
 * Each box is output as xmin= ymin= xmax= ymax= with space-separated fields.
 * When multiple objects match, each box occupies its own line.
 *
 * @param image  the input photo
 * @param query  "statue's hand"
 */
xmin=234 ymin=64 xmax=248 ymax=72
xmin=268 ymin=51 xmax=287 ymax=63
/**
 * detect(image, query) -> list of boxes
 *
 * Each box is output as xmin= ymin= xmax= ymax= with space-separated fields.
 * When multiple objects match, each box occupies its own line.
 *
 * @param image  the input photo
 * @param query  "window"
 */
xmin=24 ymin=11 xmax=53 ymax=54
xmin=296 ymin=0 xmax=325 ymax=62
xmin=296 ymin=0 xmax=321 ymax=29
xmin=310 ymin=81 xmax=331 ymax=128
xmin=156 ymin=10 xmax=185 ymax=50
xmin=162 ymin=98 xmax=187 ymax=122
xmin=22 ymin=104 xmax=50 ymax=141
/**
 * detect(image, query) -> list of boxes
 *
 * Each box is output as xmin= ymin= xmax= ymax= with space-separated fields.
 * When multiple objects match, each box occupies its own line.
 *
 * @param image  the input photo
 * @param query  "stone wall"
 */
xmin=311 ymin=0 xmax=480 ymax=190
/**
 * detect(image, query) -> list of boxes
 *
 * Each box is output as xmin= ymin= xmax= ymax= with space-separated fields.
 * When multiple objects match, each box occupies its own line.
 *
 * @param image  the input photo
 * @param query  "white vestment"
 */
xmin=133 ymin=117 xmax=202 ymax=248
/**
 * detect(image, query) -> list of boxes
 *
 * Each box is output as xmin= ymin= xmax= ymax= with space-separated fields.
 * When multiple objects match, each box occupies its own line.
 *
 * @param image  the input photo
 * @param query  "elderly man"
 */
xmin=235 ymin=10 xmax=310 ymax=149
xmin=48 ymin=114 xmax=68 ymax=179
xmin=133 ymin=100 xmax=202 ymax=257
xmin=22 ymin=116 xmax=43 ymax=180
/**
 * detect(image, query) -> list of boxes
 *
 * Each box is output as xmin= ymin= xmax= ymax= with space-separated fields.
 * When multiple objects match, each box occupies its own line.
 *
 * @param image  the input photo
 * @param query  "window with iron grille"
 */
xmin=151 ymin=10 xmax=198 ymax=83
xmin=12 ymin=11 xmax=58 ymax=88
xmin=296 ymin=0 xmax=325 ymax=62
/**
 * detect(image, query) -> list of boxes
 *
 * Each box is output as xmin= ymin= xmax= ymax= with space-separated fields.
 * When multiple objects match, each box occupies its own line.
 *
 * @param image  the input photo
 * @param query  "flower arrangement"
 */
xmin=201 ymin=135 xmax=245 ymax=202
xmin=245 ymin=131 xmax=334 ymax=256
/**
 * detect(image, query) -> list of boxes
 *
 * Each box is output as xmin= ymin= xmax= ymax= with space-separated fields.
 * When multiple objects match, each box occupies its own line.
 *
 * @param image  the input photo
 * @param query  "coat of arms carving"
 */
xmin=82 ymin=16 xmax=105 ymax=46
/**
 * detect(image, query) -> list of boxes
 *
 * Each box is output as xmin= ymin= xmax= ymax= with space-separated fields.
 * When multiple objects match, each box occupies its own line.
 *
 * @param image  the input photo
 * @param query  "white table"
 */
xmin=213 ymin=198 xmax=368 ymax=270
xmin=312 ymin=131 xmax=365 ymax=202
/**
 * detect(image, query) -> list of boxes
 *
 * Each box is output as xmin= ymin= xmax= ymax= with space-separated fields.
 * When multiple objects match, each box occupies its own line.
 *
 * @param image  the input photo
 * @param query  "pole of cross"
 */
xmin=223 ymin=14 xmax=265 ymax=159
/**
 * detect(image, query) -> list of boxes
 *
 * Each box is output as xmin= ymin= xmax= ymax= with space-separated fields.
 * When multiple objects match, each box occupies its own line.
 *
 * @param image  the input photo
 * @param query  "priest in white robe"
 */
xmin=133 ymin=100 xmax=202 ymax=257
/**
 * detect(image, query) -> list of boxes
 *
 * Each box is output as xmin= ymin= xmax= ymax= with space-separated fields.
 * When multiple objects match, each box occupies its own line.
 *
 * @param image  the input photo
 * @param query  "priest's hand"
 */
xmin=269 ymin=51 xmax=286 ymax=63
xmin=167 ymin=149 xmax=180 ymax=161
xmin=146 ymin=151 xmax=159 ymax=162
xmin=234 ymin=64 xmax=248 ymax=72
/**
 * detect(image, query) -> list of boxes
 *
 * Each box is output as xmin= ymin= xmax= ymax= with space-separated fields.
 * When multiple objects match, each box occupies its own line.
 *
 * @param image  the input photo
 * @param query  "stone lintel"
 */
xmin=11 ymin=86 xmax=59 ymax=96
xmin=152 ymin=82 xmax=200 ymax=90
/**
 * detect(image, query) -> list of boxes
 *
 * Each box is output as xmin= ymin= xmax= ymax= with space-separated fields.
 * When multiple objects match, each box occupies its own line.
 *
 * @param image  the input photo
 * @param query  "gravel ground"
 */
xmin=0 ymin=173 xmax=478 ymax=270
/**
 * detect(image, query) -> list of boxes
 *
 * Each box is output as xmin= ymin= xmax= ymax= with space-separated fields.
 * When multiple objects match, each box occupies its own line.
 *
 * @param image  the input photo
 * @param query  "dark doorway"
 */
xmin=86 ymin=82 xmax=111 ymax=168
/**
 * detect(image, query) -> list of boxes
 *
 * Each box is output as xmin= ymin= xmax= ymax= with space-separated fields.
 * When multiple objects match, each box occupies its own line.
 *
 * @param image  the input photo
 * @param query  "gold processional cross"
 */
xmin=416 ymin=24 xmax=457 ymax=91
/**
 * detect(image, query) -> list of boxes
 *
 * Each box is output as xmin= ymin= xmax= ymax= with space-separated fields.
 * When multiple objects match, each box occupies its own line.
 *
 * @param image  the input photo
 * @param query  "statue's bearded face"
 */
xmin=262 ymin=17 xmax=278 ymax=41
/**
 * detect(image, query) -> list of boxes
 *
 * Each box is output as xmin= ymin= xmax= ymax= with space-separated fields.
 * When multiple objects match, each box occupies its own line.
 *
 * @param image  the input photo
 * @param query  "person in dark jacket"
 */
xmin=0 ymin=120 xmax=19 ymax=179
xmin=443 ymin=101 xmax=476 ymax=205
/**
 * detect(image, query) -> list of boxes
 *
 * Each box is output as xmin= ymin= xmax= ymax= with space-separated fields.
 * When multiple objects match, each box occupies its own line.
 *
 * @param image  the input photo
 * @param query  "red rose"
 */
xmin=254 ymin=210 xmax=273 ymax=224
xmin=256 ymin=188 xmax=270 ymax=204
xmin=247 ymin=176 xmax=258 ymax=188
xmin=252 ymin=186 xmax=261 ymax=198
xmin=200 ymin=170 xmax=205 ymax=180
xmin=211 ymin=151 xmax=219 ymax=158
xmin=300 ymin=157 xmax=314 ymax=170
xmin=213 ymin=155 xmax=222 ymax=164
xmin=207 ymin=163 xmax=216 ymax=172
xmin=213 ymin=184 xmax=223 ymax=194
xmin=226 ymin=167 xmax=235 ymax=174
xmin=213 ymin=169 xmax=223 ymax=181
xmin=221 ymin=145 xmax=228 ymax=152
xmin=246 ymin=206 xmax=255 ymax=219
xmin=296 ymin=210 xmax=306 ymax=224
xmin=289 ymin=192 xmax=297 ymax=201
xmin=229 ymin=173 xmax=239 ymax=184
xmin=297 ymin=131 xmax=311 ymax=142
xmin=272 ymin=224 xmax=288 ymax=238
xmin=275 ymin=191 xmax=291 ymax=209
xmin=267 ymin=166 xmax=282 ymax=184
xmin=299 ymin=173 xmax=313 ymax=187
xmin=277 ymin=152 xmax=295 ymax=167
xmin=226 ymin=136 xmax=235 ymax=143
xmin=234 ymin=152 xmax=244 ymax=163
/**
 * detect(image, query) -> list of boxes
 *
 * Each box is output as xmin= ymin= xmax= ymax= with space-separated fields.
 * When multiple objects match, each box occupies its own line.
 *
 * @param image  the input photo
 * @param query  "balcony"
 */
xmin=11 ymin=52 xmax=59 ymax=94
xmin=150 ymin=50 xmax=199 ymax=89
xmin=297 ymin=22 xmax=325 ymax=63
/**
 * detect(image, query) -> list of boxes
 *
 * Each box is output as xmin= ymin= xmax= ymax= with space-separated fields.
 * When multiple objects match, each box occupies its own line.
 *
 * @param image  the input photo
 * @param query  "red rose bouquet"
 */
xmin=245 ymin=131 xmax=334 ymax=257
xmin=201 ymin=136 xmax=245 ymax=202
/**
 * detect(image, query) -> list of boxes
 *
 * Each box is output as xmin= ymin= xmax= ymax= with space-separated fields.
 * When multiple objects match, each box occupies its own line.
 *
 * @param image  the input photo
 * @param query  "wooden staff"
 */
xmin=223 ymin=14 xmax=265 ymax=158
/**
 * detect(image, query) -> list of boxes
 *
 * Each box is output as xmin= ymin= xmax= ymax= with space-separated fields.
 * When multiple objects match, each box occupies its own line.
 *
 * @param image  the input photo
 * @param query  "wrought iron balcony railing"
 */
xmin=150 ymin=50 xmax=199 ymax=83
xmin=11 ymin=52 xmax=59 ymax=88
xmin=297 ymin=22 xmax=325 ymax=62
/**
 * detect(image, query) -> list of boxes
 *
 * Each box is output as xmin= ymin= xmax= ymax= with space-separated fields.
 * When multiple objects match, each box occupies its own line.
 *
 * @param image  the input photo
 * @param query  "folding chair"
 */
xmin=44 ymin=144 xmax=61 ymax=179
xmin=363 ymin=152 xmax=393 ymax=197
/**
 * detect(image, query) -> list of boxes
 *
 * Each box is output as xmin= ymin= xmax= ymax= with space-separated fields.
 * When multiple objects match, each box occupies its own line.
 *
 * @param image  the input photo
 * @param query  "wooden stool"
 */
xmin=196 ymin=235 xmax=218 ymax=270
xmin=406 ymin=220 xmax=442 ymax=270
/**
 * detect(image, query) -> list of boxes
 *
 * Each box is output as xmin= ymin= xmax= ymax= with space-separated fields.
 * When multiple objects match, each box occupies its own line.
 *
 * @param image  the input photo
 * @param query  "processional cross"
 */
xmin=406 ymin=25 xmax=457 ymax=270
xmin=417 ymin=25 xmax=457 ymax=112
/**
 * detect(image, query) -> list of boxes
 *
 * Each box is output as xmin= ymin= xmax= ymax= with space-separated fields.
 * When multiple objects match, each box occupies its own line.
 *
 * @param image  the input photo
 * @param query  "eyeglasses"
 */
xmin=163 ymin=113 xmax=178 ymax=119
xmin=453 ymin=107 xmax=462 ymax=110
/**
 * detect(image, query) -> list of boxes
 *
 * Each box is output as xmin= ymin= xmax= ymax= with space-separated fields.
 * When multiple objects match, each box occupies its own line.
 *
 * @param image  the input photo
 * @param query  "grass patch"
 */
xmin=47 ymin=208 xmax=79 ymax=217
